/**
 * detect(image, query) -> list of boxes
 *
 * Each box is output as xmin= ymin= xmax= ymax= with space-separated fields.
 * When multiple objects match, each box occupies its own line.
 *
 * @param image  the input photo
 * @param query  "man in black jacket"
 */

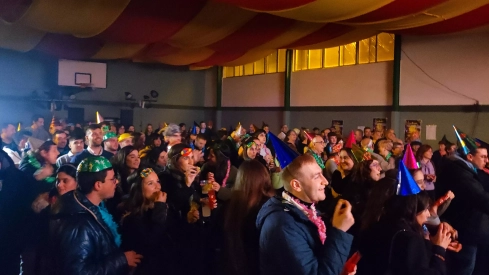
xmin=49 ymin=156 xmax=142 ymax=275
xmin=437 ymin=132 xmax=489 ymax=275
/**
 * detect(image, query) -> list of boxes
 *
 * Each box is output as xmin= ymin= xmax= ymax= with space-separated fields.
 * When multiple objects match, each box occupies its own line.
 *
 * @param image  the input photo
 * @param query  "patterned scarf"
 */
xmin=282 ymin=191 xmax=326 ymax=244
xmin=26 ymin=152 xmax=55 ymax=184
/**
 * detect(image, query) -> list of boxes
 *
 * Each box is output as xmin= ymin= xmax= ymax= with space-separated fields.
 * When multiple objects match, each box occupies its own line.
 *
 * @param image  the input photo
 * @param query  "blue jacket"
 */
xmin=256 ymin=196 xmax=353 ymax=275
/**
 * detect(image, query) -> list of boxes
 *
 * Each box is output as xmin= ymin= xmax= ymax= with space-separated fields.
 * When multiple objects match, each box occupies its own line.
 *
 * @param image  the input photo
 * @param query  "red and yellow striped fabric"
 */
xmin=0 ymin=0 xmax=488 ymax=66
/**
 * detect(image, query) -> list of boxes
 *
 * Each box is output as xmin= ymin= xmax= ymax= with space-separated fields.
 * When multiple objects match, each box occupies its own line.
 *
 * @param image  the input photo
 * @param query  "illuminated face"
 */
xmin=70 ymin=139 xmax=85 ymax=154
xmin=56 ymin=172 xmax=77 ymax=196
xmin=87 ymin=128 xmax=103 ymax=147
xmin=296 ymin=162 xmax=328 ymax=203
xmin=125 ymin=150 xmax=141 ymax=170
xmin=339 ymin=150 xmax=355 ymax=171
xmin=105 ymin=138 xmax=119 ymax=152
xmin=54 ymin=133 xmax=68 ymax=149
xmin=141 ymin=171 xmax=161 ymax=200
xmin=246 ymin=143 xmax=258 ymax=159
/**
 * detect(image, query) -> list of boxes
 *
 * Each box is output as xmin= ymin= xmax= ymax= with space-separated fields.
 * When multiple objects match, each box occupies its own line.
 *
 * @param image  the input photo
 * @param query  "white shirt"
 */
xmin=3 ymin=147 xmax=22 ymax=165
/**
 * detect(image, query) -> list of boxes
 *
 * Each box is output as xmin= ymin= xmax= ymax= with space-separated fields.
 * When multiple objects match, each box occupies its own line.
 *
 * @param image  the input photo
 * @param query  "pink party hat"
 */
xmin=402 ymin=144 xmax=419 ymax=170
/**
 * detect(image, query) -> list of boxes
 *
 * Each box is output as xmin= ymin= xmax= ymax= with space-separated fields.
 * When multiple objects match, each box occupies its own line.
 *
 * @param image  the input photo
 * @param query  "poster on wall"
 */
xmin=405 ymin=120 xmax=422 ymax=142
xmin=373 ymin=118 xmax=387 ymax=136
xmin=331 ymin=120 xmax=344 ymax=136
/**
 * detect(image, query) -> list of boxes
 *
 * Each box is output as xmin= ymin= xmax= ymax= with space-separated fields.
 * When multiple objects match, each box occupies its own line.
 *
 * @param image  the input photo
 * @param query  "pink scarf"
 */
xmin=283 ymin=192 xmax=327 ymax=244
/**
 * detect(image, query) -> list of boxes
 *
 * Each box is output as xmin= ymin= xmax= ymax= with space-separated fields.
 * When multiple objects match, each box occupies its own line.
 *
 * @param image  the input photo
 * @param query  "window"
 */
xmin=223 ymin=33 xmax=395 ymax=77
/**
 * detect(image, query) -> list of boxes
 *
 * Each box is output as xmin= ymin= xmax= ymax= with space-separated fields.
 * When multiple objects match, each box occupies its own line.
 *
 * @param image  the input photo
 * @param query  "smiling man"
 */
xmin=257 ymin=154 xmax=355 ymax=275
xmin=71 ymin=124 xmax=114 ymax=166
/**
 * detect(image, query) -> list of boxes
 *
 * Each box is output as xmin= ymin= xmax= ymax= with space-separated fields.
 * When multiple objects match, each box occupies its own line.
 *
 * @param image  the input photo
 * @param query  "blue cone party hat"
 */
xmin=269 ymin=131 xmax=299 ymax=169
xmin=396 ymin=161 xmax=421 ymax=196
xmin=453 ymin=125 xmax=478 ymax=156
xmin=191 ymin=121 xmax=198 ymax=135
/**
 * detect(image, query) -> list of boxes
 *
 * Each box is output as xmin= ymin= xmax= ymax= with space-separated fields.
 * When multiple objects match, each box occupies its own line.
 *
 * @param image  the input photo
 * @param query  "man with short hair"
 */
xmin=354 ymin=129 xmax=363 ymax=144
xmin=199 ymin=121 xmax=207 ymax=134
xmin=363 ymin=127 xmax=372 ymax=139
xmin=118 ymin=133 xmax=133 ymax=149
xmin=26 ymin=114 xmax=50 ymax=141
xmin=192 ymin=134 xmax=207 ymax=165
xmin=3 ymin=130 xmax=31 ymax=166
xmin=257 ymin=154 xmax=354 ymax=275
xmin=325 ymin=132 xmax=338 ymax=155
xmin=306 ymin=135 xmax=326 ymax=171
xmin=49 ymin=157 xmax=142 ymax=274
xmin=277 ymin=124 xmax=288 ymax=140
xmin=103 ymin=132 xmax=119 ymax=155
xmin=1 ymin=123 xmax=18 ymax=155
xmin=53 ymin=130 xmax=69 ymax=156
xmin=56 ymin=131 xmax=85 ymax=167
xmin=438 ymin=127 xmax=489 ymax=275
xmin=71 ymin=125 xmax=114 ymax=166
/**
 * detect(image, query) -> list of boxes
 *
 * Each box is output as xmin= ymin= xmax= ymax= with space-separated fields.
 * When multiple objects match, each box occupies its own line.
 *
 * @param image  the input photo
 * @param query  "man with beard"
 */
xmin=53 ymin=130 xmax=69 ymax=156
xmin=71 ymin=124 xmax=114 ymax=166
xmin=192 ymin=133 xmax=207 ymax=166
xmin=48 ymin=157 xmax=142 ymax=274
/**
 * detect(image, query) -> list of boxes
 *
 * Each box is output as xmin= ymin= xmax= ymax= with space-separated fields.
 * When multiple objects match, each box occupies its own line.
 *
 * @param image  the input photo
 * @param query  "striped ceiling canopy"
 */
xmin=2 ymin=0 xmax=489 ymax=68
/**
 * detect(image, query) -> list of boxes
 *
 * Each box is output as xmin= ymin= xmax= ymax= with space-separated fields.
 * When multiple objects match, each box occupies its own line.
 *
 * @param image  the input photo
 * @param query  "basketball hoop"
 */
xmin=77 ymin=83 xmax=95 ymax=90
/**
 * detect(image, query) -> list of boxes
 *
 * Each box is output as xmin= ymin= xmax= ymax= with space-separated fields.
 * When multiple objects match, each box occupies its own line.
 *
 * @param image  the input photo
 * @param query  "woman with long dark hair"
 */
xmin=141 ymin=147 xmax=167 ymax=175
xmin=112 ymin=146 xmax=141 ymax=194
xmin=358 ymin=190 xmax=451 ymax=275
xmin=223 ymin=160 xmax=275 ymax=275
xmin=120 ymin=167 xmax=173 ymax=275
xmin=108 ymin=146 xmax=140 ymax=220
xmin=341 ymin=158 xmax=382 ymax=237
xmin=201 ymin=142 xmax=238 ymax=201
xmin=331 ymin=148 xmax=356 ymax=196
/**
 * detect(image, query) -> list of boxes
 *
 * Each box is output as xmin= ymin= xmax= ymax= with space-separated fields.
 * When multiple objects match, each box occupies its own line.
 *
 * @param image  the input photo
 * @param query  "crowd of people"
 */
xmin=0 ymin=114 xmax=488 ymax=275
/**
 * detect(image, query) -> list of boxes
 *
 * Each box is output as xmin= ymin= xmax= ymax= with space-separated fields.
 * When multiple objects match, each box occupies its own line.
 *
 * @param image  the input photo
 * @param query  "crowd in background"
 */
xmin=1 ymin=114 xmax=489 ymax=275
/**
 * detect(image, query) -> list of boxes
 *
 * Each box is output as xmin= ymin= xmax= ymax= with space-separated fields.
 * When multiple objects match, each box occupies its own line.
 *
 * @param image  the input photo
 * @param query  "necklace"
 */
xmin=309 ymin=149 xmax=325 ymax=169
xmin=282 ymin=191 xmax=326 ymax=244
xmin=221 ymin=160 xmax=231 ymax=187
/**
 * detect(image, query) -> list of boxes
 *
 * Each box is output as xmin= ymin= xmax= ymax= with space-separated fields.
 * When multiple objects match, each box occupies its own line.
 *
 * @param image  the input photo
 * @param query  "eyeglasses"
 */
xmin=315 ymin=141 xmax=325 ymax=145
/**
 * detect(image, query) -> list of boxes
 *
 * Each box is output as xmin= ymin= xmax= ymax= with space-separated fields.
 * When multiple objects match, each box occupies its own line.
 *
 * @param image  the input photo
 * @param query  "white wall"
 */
xmin=400 ymin=32 xmax=489 ymax=105
xmin=291 ymin=62 xmax=393 ymax=106
xmin=222 ymin=73 xmax=285 ymax=107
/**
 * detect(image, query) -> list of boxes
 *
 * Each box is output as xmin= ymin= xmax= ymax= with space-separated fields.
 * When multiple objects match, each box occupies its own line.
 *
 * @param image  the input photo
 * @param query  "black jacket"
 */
xmin=49 ymin=190 xmax=128 ymax=275
xmin=121 ymin=202 xmax=174 ymax=275
xmin=358 ymin=219 xmax=446 ymax=275
xmin=437 ymin=155 xmax=489 ymax=245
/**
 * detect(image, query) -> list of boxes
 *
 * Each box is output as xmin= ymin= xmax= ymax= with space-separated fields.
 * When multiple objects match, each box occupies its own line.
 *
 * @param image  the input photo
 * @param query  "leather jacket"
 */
xmin=48 ymin=190 xmax=128 ymax=275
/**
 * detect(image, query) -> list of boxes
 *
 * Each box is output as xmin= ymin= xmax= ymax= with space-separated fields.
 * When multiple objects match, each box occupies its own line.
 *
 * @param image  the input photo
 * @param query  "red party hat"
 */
xmin=402 ymin=144 xmax=419 ymax=170
xmin=344 ymin=130 xmax=356 ymax=149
